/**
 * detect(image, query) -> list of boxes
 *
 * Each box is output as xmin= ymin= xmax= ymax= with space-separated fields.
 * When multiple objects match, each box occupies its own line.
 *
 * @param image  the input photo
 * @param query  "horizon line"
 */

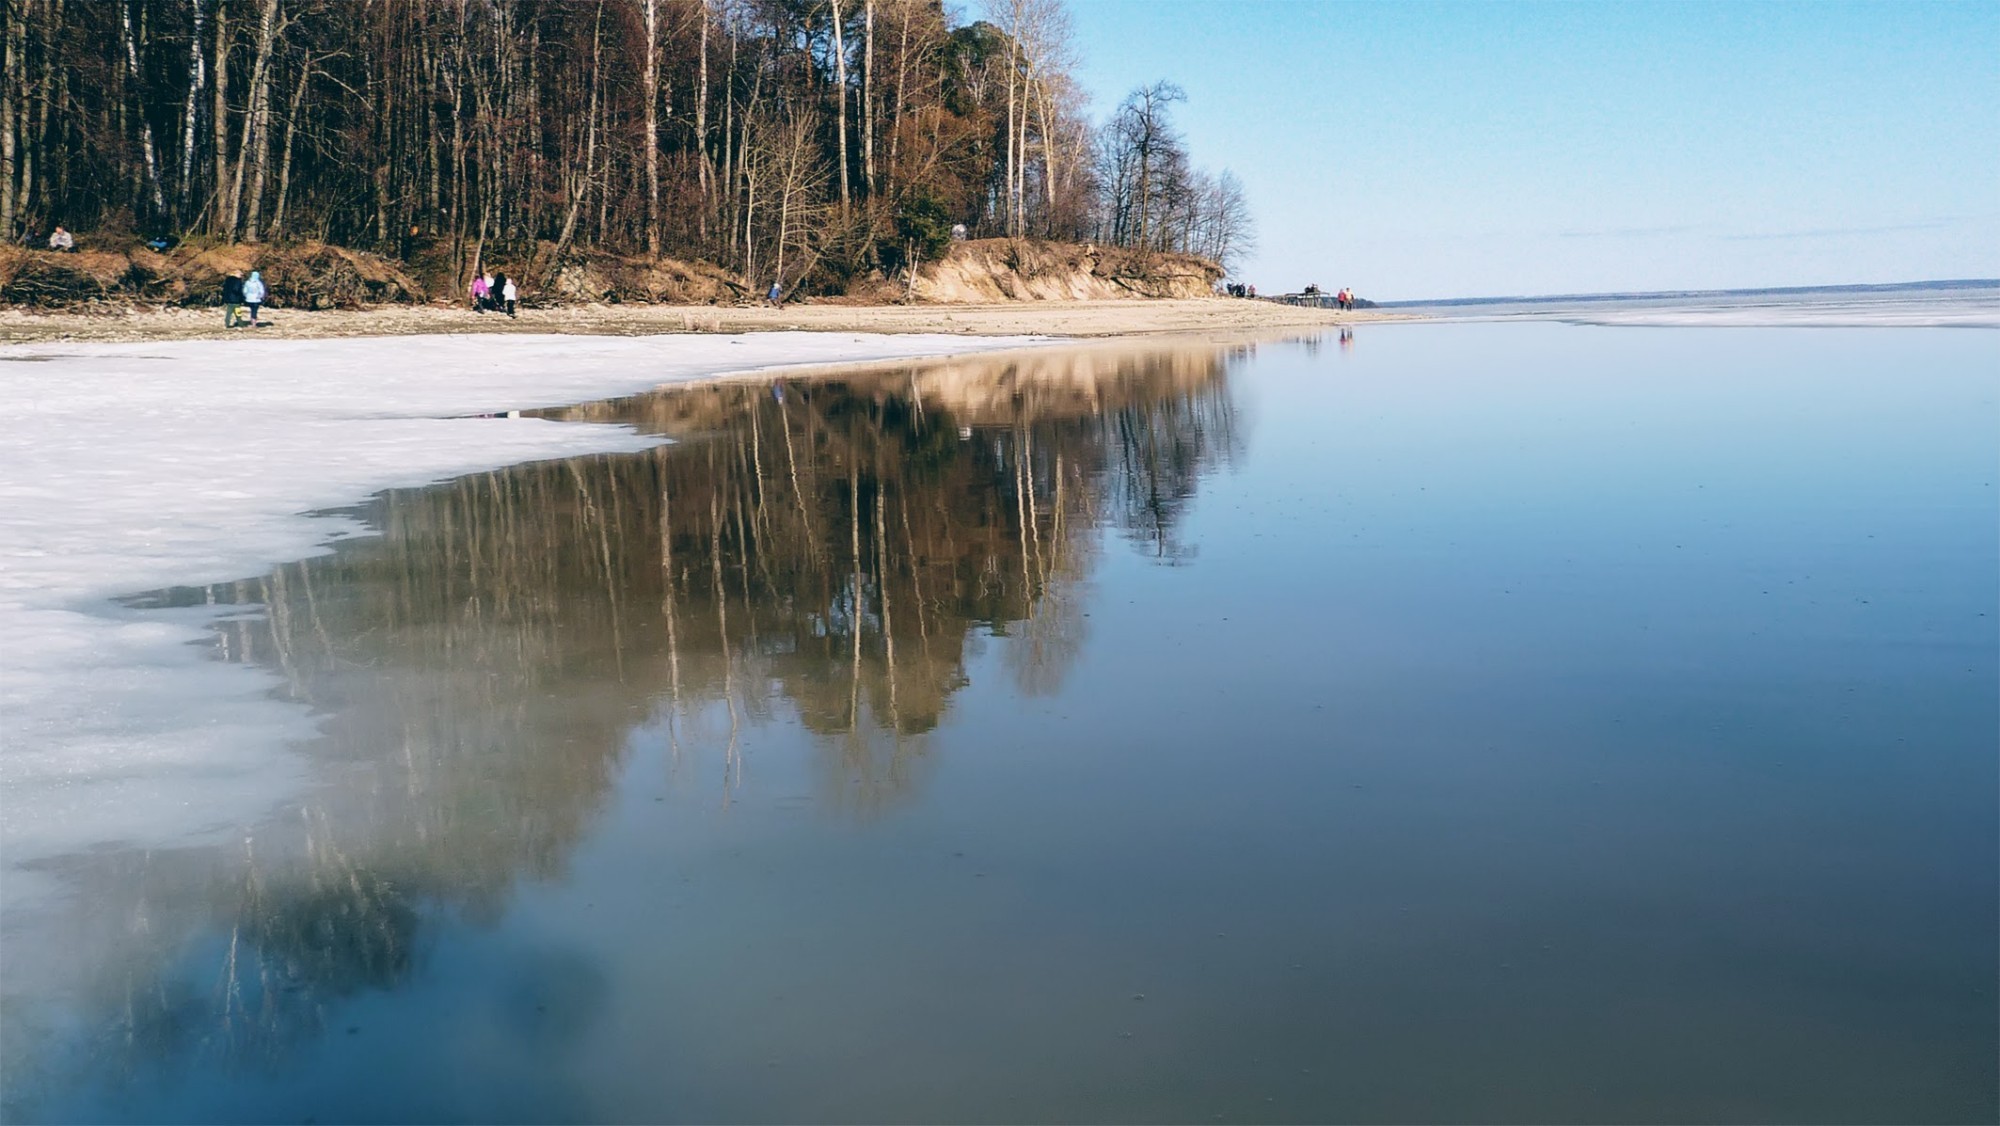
xmin=1373 ymin=278 xmax=2000 ymax=308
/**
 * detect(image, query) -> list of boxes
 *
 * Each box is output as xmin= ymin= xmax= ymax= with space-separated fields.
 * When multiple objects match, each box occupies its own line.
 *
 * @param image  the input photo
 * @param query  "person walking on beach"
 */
xmin=470 ymin=271 xmax=490 ymax=313
xmin=242 ymin=270 xmax=267 ymax=326
xmin=500 ymin=274 xmax=518 ymax=318
xmin=47 ymin=225 xmax=74 ymax=252
xmin=220 ymin=272 xmax=247 ymax=328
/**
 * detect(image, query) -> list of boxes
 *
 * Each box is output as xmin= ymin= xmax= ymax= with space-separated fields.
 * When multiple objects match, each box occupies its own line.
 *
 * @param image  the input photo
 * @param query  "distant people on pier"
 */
xmin=47 ymin=225 xmax=74 ymax=252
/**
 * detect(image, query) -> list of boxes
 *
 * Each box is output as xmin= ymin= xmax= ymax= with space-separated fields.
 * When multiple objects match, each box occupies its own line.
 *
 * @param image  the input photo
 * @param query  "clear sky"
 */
xmin=1063 ymin=1 xmax=2000 ymax=300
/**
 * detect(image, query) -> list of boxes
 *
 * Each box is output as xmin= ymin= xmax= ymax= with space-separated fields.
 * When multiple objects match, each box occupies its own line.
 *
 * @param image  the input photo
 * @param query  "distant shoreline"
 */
xmin=0 ymin=298 xmax=1412 ymax=346
xmin=1375 ymin=278 xmax=2000 ymax=309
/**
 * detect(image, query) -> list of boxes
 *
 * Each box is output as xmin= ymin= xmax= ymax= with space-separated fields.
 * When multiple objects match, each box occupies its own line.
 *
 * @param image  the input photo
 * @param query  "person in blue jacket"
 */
xmin=242 ymin=270 xmax=267 ymax=326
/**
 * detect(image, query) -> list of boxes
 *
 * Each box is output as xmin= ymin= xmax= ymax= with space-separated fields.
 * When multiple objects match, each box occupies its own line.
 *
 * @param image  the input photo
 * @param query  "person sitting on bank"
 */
xmin=470 ymin=271 xmax=490 ymax=312
xmin=47 ymin=225 xmax=74 ymax=252
xmin=220 ymin=272 xmax=247 ymax=328
xmin=767 ymin=280 xmax=783 ymax=307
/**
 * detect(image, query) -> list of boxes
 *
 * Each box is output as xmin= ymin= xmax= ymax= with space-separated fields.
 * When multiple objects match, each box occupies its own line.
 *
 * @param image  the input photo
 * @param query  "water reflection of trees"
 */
xmin=9 ymin=343 xmax=1245 ymax=1111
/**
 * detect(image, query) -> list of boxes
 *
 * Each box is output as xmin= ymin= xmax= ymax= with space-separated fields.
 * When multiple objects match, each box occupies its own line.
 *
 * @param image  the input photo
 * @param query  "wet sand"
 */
xmin=0 ymin=297 xmax=1408 ymax=345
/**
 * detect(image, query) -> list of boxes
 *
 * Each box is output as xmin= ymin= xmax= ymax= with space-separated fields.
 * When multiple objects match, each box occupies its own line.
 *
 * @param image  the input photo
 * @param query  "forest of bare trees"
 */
xmin=0 ymin=0 xmax=1256 ymax=290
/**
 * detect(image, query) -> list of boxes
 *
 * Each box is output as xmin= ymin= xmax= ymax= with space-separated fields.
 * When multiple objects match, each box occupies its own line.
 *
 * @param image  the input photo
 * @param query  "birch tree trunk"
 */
xmin=861 ymin=0 xmax=874 ymax=199
xmin=696 ymin=0 xmax=709 ymax=242
xmin=177 ymin=0 xmax=206 ymax=217
xmin=120 ymin=0 xmax=168 ymax=217
xmin=1002 ymin=29 xmax=1018 ymax=236
xmin=889 ymin=0 xmax=909 ymax=201
xmin=641 ymin=0 xmax=660 ymax=255
xmin=239 ymin=0 xmax=281 ymax=242
xmin=227 ymin=0 xmax=279 ymax=239
xmin=830 ymin=0 xmax=849 ymax=213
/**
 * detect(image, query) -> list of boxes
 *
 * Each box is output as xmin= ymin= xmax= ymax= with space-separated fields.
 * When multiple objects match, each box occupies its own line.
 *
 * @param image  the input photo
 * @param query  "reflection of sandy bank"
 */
xmin=556 ymin=336 xmax=1259 ymax=434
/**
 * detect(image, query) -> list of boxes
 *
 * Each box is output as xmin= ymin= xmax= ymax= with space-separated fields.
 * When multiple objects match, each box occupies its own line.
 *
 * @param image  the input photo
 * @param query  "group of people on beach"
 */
xmin=1301 ymin=283 xmax=1358 ymax=310
xmin=468 ymin=269 xmax=520 ymax=317
xmin=219 ymin=271 xmax=268 ymax=328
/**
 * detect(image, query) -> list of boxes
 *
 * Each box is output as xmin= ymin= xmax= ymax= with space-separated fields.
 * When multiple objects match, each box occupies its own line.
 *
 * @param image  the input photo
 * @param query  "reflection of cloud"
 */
xmin=1722 ymin=218 xmax=1963 ymax=241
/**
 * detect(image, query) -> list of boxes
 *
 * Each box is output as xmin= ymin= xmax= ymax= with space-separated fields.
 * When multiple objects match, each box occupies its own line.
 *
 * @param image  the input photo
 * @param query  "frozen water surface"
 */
xmin=1 ymin=324 xmax=1995 ymax=1123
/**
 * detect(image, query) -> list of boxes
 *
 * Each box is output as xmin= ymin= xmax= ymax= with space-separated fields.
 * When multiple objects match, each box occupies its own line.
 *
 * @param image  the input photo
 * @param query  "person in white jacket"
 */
xmin=242 ymin=270 xmax=268 ymax=326
xmin=500 ymin=275 xmax=518 ymax=318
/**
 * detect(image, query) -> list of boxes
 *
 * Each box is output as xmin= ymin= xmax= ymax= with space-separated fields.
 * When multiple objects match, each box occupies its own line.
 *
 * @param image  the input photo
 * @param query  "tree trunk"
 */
xmin=695 ymin=0 xmax=709 ymax=241
xmin=210 ymin=0 xmax=228 ymax=232
xmin=269 ymin=52 xmax=310 ymax=237
xmin=727 ymin=26 xmax=746 ymax=259
xmin=1003 ymin=30 xmax=1017 ymax=236
xmin=120 ymin=0 xmax=168 ymax=218
xmin=889 ymin=0 xmax=909 ymax=201
xmin=239 ymin=0 xmax=280 ymax=242
xmin=555 ymin=0 xmax=603 ymax=254
xmin=1030 ymin=73 xmax=1055 ymax=236
xmin=32 ymin=0 xmax=59 ymax=215
xmin=1 ymin=0 xmax=18 ymax=239
xmin=861 ymin=0 xmax=874 ymax=199
xmin=177 ymin=0 xmax=206 ymax=219
xmin=830 ymin=0 xmax=849 ymax=213
xmin=641 ymin=0 xmax=659 ymax=255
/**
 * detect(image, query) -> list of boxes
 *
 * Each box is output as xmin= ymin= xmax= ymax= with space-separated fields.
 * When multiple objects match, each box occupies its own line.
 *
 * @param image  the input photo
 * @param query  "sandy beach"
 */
xmin=0 ymin=296 xmax=1406 ymax=345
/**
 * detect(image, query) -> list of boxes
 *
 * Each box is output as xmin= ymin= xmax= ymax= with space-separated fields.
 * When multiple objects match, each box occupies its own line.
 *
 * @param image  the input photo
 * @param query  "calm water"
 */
xmin=6 ymin=325 xmax=1996 ymax=1123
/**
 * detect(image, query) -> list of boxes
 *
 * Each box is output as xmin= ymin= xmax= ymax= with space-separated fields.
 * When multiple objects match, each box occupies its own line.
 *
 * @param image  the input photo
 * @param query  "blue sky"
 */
xmin=1063 ymin=1 xmax=2000 ymax=299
